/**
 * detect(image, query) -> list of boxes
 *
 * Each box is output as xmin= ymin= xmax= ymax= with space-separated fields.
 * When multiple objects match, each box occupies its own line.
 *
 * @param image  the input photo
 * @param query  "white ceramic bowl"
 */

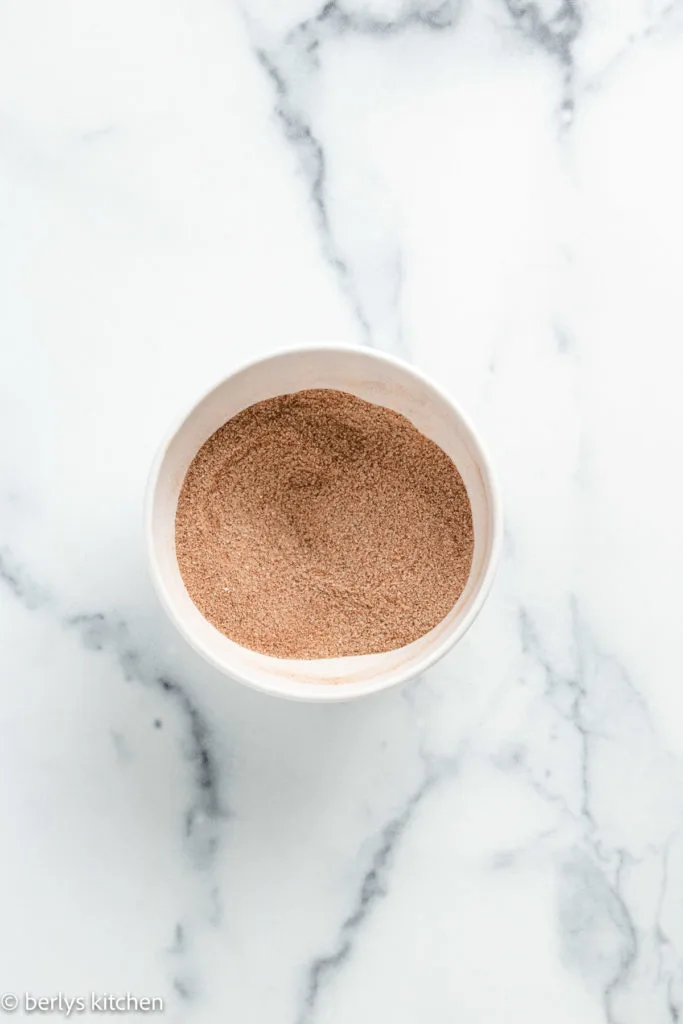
xmin=146 ymin=346 xmax=502 ymax=702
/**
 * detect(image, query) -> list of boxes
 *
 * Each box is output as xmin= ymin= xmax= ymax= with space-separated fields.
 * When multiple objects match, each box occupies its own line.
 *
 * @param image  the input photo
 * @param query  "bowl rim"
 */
xmin=145 ymin=344 xmax=503 ymax=702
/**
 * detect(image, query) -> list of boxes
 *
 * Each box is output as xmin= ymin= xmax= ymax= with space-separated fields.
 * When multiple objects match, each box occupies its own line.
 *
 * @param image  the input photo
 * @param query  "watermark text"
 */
xmin=1 ymin=993 xmax=164 ymax=1016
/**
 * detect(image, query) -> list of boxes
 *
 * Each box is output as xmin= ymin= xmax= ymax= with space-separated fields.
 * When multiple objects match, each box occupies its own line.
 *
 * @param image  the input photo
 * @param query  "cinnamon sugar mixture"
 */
xmin=175 ymin=389 xmax=474 ymax=659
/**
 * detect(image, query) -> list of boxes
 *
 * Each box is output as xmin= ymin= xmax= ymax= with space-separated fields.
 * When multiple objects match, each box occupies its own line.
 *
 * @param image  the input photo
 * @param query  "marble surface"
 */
xmin=1 ymin=0 xmax=683 ymax=1020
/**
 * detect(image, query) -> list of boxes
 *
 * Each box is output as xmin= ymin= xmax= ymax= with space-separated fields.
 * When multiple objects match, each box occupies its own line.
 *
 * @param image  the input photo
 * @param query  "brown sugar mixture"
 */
xmin=175 ymin=389 xmax=474 ymax=659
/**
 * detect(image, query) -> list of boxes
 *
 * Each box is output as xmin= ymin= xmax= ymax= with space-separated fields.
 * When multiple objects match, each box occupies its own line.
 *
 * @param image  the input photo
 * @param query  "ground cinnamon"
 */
xmin=175 ymin=389 xmax=473 ymax=659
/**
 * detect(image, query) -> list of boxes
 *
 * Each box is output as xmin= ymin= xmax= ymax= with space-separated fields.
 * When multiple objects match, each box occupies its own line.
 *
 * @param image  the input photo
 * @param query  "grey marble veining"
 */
xmin=1 ymin=0 xmax=682 ymax=1020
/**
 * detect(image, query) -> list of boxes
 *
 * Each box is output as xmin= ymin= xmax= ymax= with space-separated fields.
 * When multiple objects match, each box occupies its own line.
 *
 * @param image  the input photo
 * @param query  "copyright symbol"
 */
xmin=0 ymin=994 xmax=18 ymax=1012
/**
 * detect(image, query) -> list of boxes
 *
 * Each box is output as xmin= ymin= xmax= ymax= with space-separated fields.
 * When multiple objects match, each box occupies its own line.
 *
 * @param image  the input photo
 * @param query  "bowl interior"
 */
xmin=147 ymin=348 xmax=500 ymax=700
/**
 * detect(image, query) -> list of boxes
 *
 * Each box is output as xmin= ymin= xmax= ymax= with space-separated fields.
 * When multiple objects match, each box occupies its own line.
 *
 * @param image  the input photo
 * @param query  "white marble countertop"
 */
xmin=2 ymin=0 xmax=683 ymax=1020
